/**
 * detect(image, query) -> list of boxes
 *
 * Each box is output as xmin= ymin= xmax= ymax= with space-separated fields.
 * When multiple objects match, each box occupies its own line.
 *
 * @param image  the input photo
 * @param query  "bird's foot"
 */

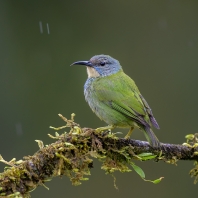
xmin=95 ymin=125 xmax=114 ymax=134
xmin=124 ymin=134 xmax=131 ymax=139
xmin=124 ymin=127 xmax=134 ymax=139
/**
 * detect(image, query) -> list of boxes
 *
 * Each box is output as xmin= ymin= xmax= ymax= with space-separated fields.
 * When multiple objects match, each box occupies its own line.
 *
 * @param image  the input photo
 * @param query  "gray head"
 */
xmin=71 ymin=55 xmax=122 ymax=78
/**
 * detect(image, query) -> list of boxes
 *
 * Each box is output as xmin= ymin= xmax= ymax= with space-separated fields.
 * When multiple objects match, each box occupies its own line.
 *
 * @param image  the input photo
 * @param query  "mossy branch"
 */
xmin=0 ymin=114 xmax=198 ymax=198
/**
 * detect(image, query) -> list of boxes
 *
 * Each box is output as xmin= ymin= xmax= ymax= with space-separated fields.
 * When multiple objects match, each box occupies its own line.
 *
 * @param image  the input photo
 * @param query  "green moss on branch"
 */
xmin=0 ymin=114 xmax=197 ymax=197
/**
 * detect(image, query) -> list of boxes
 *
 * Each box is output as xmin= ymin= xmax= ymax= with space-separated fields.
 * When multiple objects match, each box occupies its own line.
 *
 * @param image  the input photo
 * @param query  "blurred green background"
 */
xmin=0 ymin=0 xmax=198 ymax=197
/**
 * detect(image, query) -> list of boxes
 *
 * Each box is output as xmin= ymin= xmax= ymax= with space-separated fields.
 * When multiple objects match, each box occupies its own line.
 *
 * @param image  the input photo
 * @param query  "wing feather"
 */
xmin=93 ymin=71 xmax=155 ymax=128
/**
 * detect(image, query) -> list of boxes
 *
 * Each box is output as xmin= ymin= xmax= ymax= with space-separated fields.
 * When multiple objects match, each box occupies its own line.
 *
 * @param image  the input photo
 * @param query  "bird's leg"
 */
xmin=124 ymin=127 xmax=134 ymax=139
xmin=95 ymin=125 xmax=114 ymax=134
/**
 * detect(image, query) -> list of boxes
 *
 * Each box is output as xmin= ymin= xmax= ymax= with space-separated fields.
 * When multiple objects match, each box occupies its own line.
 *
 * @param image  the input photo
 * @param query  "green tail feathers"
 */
xmin=144 ymin=127 xmax=161 ymax=148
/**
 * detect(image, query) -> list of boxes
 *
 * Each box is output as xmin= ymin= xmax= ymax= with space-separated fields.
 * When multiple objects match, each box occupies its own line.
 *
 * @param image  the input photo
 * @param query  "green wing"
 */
xmin=93 ymin=70 xmax=151 ymax=127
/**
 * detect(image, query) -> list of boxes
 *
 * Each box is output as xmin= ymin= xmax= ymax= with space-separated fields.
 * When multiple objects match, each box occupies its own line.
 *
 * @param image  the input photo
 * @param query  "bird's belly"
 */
xmin=85 ymin=89 xmax=134 ymax=128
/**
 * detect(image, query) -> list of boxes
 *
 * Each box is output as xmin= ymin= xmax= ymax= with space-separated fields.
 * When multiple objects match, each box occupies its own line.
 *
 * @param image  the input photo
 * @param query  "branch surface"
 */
xmin=0 ymin=114 xmax=197 ymax=198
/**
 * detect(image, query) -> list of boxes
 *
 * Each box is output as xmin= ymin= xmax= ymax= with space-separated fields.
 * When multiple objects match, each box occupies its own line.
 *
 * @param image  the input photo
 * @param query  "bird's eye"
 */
xmin=100 ymin=61 xmax=106 ymax=66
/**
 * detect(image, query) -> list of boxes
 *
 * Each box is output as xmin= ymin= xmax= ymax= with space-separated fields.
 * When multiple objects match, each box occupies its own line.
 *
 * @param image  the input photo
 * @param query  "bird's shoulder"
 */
xmin=94 ymin=70 xmax=139 ymax=92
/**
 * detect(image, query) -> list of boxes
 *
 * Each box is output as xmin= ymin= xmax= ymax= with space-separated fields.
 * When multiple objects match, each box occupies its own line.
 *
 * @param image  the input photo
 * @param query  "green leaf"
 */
xmin=131 ymin=163 xmax=145 ymax=178
xmin=141 ymin=155 xmax=157 ymax=160
xmin=152 ymin=177 xmax=164 ymax=184
xmin=130 ymin=162 xmax=164 ymax=184
xmin=137 ymin=153 xmax=154 ymax=157
xmin=144 ymin=177 xmax=164 ymax=184
xmin=137 ymin=153 xmax=157 ymax=160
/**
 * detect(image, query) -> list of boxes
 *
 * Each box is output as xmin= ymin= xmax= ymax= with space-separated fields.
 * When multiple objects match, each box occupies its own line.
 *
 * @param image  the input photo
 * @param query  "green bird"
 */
xmin=71 ymin=55 xmax=160 ymax=148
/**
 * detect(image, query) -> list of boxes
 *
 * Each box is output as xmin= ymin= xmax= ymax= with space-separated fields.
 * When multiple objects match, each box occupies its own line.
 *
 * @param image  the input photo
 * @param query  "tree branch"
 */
xmin=0 ymin=114 xmax=197 ymax=197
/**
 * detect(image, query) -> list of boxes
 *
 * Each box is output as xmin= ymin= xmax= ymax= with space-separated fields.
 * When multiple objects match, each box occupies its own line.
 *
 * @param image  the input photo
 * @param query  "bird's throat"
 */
xmin=86 ymin=67 xmax=100 ymax=78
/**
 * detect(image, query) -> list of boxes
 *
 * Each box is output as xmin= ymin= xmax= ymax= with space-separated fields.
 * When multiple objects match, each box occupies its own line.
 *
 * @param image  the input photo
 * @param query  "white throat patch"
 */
xmin=86 ymin=67 xmax=100 ymax=78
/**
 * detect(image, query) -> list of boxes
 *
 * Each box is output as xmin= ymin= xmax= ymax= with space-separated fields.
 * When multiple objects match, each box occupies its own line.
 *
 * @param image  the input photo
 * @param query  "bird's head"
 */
xmin=71 ymin=55 xmax=122 ymax=78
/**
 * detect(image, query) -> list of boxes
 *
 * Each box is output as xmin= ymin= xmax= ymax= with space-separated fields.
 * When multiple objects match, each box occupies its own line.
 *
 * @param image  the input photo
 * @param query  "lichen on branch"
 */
xmin=0 ymin=114 xmax=197 ymax=197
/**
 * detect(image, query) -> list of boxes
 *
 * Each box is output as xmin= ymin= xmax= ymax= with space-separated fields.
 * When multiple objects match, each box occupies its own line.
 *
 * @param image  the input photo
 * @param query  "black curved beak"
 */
xmin=70 ymin=61 xmax=93 ymax=67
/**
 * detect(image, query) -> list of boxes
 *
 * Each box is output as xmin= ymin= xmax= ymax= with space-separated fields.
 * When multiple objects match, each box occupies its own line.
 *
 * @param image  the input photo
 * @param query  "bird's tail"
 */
xmin=143 ymin=127 xmax=161 ymax=148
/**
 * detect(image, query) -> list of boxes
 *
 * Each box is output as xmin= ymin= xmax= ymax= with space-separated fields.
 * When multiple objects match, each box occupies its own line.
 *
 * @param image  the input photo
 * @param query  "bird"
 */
xmin=71 ymin=55 xmax=160 ymax=148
